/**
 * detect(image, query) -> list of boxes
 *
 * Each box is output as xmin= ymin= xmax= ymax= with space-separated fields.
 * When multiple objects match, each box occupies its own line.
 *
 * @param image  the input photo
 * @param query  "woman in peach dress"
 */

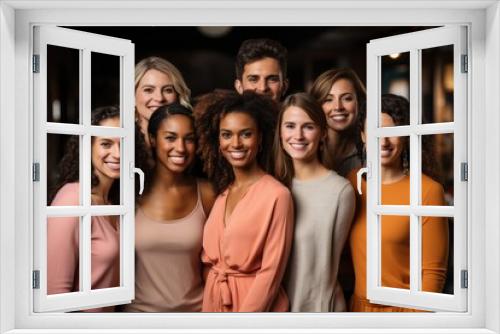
xmin=196 ymin=91 xmax=294 ymax=312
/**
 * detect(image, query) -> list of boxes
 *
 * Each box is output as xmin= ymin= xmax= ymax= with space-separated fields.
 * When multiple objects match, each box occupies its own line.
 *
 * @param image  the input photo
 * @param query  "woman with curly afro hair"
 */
xmin=196 ymin=91 xmax=294 ymax=312
xmin=47 ymin=106 xmax=122 ymax=312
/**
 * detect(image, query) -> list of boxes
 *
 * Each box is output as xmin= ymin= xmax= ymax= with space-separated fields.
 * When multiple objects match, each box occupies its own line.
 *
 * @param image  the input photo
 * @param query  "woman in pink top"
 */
xmin=123 ymin=103 xmax=215 ymax=312
xmin=47 ymin=106 xmax=121 ymax=312
xmin=196 ymin=91 xmax=294 ymax=312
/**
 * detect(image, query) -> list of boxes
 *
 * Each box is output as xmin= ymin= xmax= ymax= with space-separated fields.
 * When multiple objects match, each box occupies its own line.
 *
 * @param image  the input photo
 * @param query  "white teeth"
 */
xmin=230 ymin=151 xmax=246 ymax=159
xmin=332 ymin=115 xmax=347 ymax=121
xmin=106 ymin=162 xmax=120 ymax=171
xmin=380 ymin=149 xmax=392 ymax=157
xmin=170 ymin=156 xmax=186 ymax=164
xmin=290 ymin=143 xmax=307 ymax=150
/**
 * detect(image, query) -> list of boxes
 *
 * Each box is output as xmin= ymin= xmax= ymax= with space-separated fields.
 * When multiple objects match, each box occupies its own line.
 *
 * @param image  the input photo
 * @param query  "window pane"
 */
xmin=421 ymin=133 xmax=454 ymax=206
xmin=47 ymin=134 xmax=80 ymax=206
xmin=90 ymin=136 xmax=121 ymax=205
xmin=47 ymin=216 xmax=82 ymax=294
xmin=381 ymin=215 xmax=410 ymax=290
xmin=381 ymin=52 xmax=410 ymax=126
xmin=421 ymin=45 xmax=454 ymax=124
xmin=420 ymin=216 xmax=452 ymax=295
xmin=91 ymin=215 xmax=121 ymax=291
xmin=91 ymin=52 xmax=120 ymax=127
xmin=47 ymin=45 xmax=80 ymax=124
xmin=379 ymin=136 xmax=410 ymax=205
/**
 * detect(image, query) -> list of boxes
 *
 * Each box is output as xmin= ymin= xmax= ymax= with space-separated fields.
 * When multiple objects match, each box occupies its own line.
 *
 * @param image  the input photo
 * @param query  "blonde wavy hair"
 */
xmin=135 ymin=56 xmax=192 ymax=109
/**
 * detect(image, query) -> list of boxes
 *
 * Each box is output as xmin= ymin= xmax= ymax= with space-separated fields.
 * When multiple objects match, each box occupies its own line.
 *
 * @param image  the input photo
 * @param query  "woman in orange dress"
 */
xmin=196 ymin=91 xmax=294 ymax=312
xmin=348 ymin=94 xmax=449 ymax=312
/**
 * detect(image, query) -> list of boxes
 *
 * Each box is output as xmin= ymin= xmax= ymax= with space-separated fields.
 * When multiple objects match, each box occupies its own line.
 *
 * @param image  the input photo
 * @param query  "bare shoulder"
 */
xmin=198 ymin=179 xmax=216 ymax=215
xmin=51 ymin=182 xmax=80 ymax=206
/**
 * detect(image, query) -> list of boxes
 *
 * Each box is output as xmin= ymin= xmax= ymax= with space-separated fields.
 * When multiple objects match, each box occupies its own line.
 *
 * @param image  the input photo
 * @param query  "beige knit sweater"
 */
xmin=284 ymin=171 xmax=355 ymax=312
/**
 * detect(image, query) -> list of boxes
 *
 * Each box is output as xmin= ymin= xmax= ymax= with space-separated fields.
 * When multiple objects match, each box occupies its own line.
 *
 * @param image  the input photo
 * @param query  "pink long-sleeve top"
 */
xmin=201 ymin=174 xmax=294 ymax=312
xmin=47 ymin=182 xmax=120 ymax=312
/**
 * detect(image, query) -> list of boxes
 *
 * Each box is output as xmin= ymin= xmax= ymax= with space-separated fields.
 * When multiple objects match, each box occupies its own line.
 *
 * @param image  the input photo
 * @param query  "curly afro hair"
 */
xmin=195 ymin=91 xmax=278 ymax=194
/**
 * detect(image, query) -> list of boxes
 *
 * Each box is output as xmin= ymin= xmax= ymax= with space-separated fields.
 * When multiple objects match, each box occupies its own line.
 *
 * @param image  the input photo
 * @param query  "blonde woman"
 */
xmin=135 ymin=56 xmax=191 ymax=147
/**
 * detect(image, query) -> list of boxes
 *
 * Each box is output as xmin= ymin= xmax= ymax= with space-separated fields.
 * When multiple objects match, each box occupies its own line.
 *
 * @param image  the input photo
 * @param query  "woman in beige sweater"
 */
xmin=274 ymin=93 xmax=355 ymax=312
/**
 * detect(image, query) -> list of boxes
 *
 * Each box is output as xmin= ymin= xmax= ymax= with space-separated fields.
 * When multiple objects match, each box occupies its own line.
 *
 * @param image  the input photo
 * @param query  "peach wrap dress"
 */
xmin=201 ymin=174 xmax=294 ymax=312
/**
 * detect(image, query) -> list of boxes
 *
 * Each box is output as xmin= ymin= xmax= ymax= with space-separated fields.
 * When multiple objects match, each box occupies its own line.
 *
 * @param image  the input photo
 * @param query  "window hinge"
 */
xmin=32 ymin=270 xmax=40 ymax=289
xmin=32 ymin=163 xmax=40 ymax=182
xmin=461 ymin=54 xmax=468 ymax=73
xmin=461 ymin=269 xmax=468 ymax=289
xmin=32 ymin=54 xmax=40 ymax=73
xmin=461 ymin=162 xmax=468 ymax=181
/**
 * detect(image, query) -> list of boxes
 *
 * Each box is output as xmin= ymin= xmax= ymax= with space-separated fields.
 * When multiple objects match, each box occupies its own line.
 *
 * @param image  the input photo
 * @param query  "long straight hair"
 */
xmin=273 ymin=92 xmax=328 ymax=187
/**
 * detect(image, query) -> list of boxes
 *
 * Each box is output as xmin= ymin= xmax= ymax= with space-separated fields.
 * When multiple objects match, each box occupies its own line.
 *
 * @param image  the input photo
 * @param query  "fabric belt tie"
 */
xmin=210 ymin=266 xmax=256 ymax=309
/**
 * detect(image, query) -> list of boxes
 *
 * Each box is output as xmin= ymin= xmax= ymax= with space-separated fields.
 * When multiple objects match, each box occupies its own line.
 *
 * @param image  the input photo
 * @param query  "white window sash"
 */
xmin=366 ymin=25 xmax=468 ymax=312
xmin=33 ymin=26 xmax=135 ymax=313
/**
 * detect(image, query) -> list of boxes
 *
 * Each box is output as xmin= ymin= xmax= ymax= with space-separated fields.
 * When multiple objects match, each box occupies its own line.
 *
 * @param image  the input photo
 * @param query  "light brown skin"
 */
xmin=361 ymin=113 xmax=406 ymax=185
xmin=91 ymin=117 xmax=120 ymax=206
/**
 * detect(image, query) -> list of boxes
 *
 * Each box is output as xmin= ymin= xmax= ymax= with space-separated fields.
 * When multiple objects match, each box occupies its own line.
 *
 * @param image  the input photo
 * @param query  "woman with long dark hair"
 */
xmin=123 ymin=103 xmax=215 ymax=312
xmin=47 ymin=106 xmax=121 ymax=312
xmin=310 ymin=68 xmax=366 ymax=177
xmin=348 ymin=94 xmax=449 ymax=312
xmin=197 ymin=91 xmax=294 ymax=312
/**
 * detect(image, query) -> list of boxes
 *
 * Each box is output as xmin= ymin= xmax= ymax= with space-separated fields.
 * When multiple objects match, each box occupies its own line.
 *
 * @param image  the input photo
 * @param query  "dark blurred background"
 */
xmin=46 ymin=26 xmax=456 ymax=298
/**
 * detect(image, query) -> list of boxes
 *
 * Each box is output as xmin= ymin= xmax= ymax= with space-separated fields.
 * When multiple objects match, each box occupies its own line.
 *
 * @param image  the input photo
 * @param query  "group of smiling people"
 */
xmin=47 ymin=38 xmax=449 ymax=313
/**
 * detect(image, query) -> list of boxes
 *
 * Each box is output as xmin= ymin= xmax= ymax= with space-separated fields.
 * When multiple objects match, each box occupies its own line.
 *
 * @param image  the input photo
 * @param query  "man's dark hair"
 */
xmin=235 ymin=38 xmax=288 ymax=80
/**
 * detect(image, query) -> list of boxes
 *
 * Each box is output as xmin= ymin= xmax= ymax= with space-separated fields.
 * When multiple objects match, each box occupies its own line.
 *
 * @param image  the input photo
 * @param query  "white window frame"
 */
xmin=365 ymin=26 xmax=467 ymax=312
xmin=0 ymin=1 xmax=499 ymax=333
xmin=32 ymin=26 xmax=136 ymax=312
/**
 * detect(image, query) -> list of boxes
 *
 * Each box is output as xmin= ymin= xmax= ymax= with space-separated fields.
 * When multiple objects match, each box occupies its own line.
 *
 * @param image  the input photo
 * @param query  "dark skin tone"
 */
xmin=219 ymin=112 xmax=265 ymax=225
xmin=139 ymin=115 xmax=215 ymax=222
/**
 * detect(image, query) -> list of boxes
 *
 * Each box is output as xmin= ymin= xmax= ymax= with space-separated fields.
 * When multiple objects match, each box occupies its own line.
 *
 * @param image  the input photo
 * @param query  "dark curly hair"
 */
xmin=235 ymin=38 xmax=288 ymax=80
xmin=356 ymin=94 xmax=439 ymax=182
xmin=196 ymin=91 xmax=278 ymax=194
xmin=48 ymin=106 xmax=121 ymax=204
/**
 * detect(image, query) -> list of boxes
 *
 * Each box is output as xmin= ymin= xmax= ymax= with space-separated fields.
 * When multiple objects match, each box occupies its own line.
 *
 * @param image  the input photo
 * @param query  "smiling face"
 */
xmin=135 ymin=69 xmax=178 ymax=121
xmin=219 ymin=112 xmax=260 ymax=170
xmin=280 ymin=105 xmax=323 ymax=163
xmin=362 ymin=112 xmax=405 ymax=172
xmin=151 ymin=114 xmax=196 ymax=174
xmin=378 ymin=113 xmax=405 ymax=170
xmin=321 ymin=78 xmax=358 ymax=132
xmin=235 ymin=57 xmax=288 ymax=102
xmin=91 ymin=117 xmax=121 ymax=181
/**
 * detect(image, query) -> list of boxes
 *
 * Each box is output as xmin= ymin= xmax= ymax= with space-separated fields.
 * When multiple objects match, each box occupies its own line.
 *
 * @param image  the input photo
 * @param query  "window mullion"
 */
xmin=409 ymin=48 xmax=422 ymax=294
xmin=80 ymin=48 xmax=92 ymax=294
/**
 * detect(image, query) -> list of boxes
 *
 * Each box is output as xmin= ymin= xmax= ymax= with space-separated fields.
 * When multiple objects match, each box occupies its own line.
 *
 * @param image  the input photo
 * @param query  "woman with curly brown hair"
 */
xmin=347 ymin=94 xmax=448 ymax=312
xmin=47 ymin=106 xmax=121 ymax=312
xmin=196 ymin=91 xmax=294 ymax=312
